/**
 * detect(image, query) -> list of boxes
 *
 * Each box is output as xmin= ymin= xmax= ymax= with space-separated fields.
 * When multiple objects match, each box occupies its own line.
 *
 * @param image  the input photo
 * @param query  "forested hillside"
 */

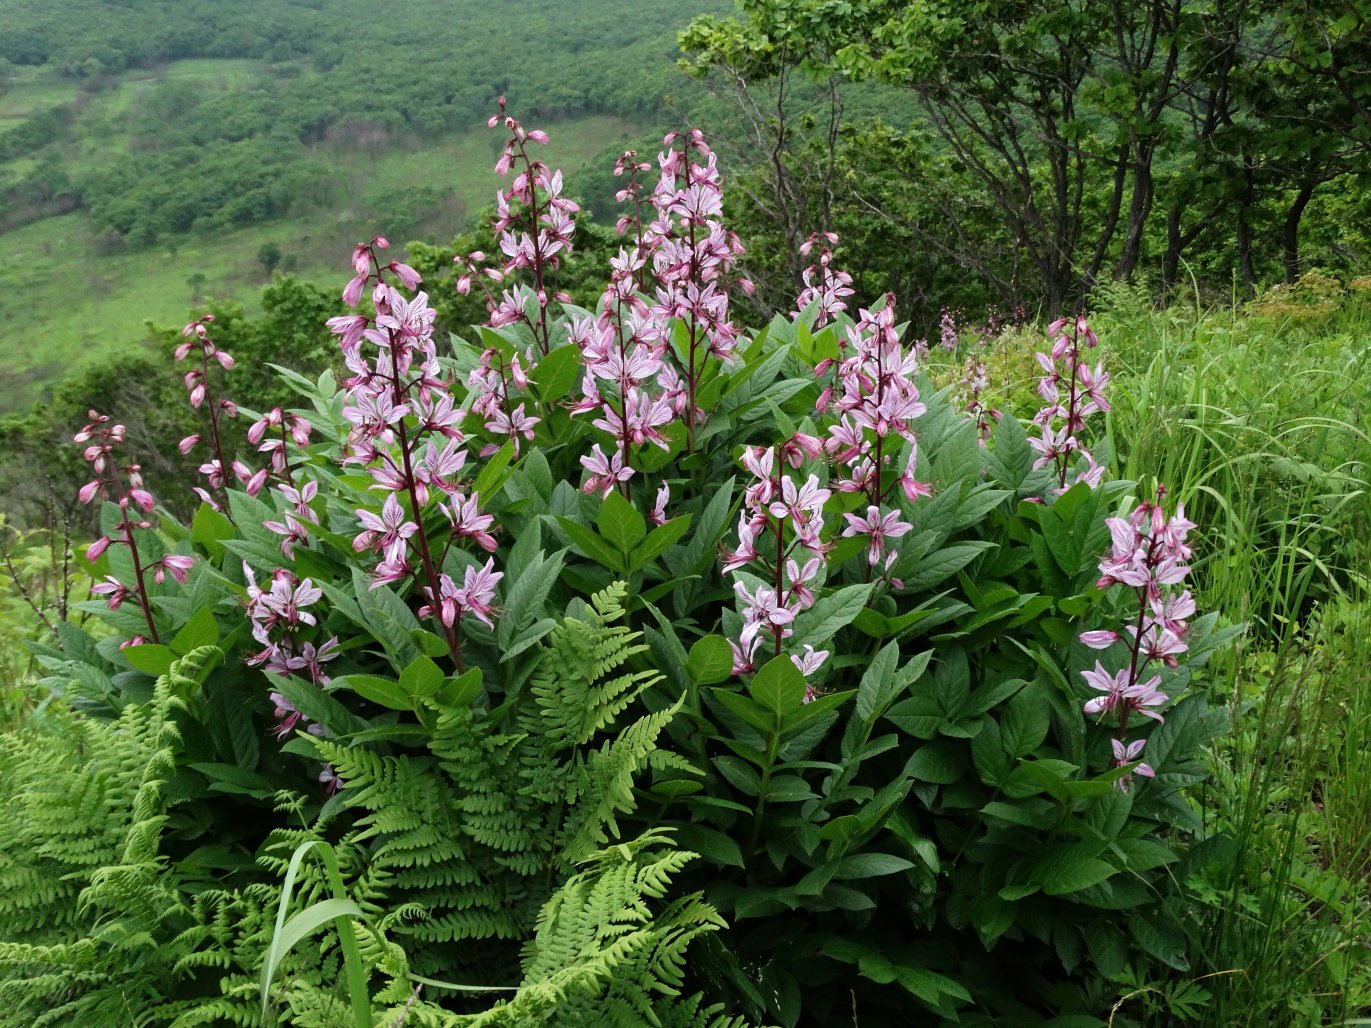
xmin=0 ymin=0 xmax=725 ymax=402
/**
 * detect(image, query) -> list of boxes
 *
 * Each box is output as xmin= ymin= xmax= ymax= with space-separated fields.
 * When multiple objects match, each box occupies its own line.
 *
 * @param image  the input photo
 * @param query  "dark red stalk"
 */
xmin=196 ymin=346 xmax=235 ymax=518
xmin=377 ymin=288 xmax=465 ymax=671
xmin=107 ymin=462 xmax=160 ymax=643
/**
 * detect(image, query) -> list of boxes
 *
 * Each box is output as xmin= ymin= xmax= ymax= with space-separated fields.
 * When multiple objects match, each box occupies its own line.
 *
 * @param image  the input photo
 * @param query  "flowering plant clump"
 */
xmin=1081 ymin=485 xmax=1199 ymax=791
xmin=818 ymin=299 xmax=932 ymax=570
xmin=329 ymin=235 xmax=504 ymax=669
xmin=175 ymin=314 xmax=267 ymax=511
xmin=75 ymin=410 xmax=191 ymax=644
xmin=1030 ymin=314 xmax=1110 ymax=491
xmin=721 ymin=438 xmax=831 ymax=679
xmin=31 ymin=117 xmax=1237 ymax=1028
xmin=957 ymin=351 xmax=1000 ymax=445
xmin=793 ymin=231 xmax=854 ymax=328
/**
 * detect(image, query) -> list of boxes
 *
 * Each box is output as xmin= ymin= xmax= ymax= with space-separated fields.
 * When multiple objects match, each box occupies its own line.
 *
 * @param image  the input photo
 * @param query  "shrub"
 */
xmin=1 ymin=111 xmax=1241 ymax=1026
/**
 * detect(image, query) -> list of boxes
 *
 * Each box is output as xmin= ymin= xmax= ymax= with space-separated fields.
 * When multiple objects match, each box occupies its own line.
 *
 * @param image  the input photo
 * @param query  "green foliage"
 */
xmin=683 ymin=0 xmax=1371 ymax=322
xmin=1121 ymin=600 xmax=1371 ymax=1026
xmin=0 ymin=274 xmax=339 ymax=530
xmin=1093 ymin=293 xmax=1371 ymax=637
xmin=5 ymin=106 xmax=1367 ymax=1028
xmin=0 ymin=599 xmax=737 ymax=1026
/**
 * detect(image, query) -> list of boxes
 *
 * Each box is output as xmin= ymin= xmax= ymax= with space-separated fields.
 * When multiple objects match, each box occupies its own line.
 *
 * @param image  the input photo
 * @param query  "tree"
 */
xmin=683 ymin=0 xmax=1371 ymax=309
xmin=256 ymin=241 xmax=282 ymax=277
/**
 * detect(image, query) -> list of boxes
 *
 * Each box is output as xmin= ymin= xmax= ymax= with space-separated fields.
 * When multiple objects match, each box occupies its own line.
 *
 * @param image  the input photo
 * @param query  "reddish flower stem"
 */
xmin=107 ymin=462 xmax=160 ymax=644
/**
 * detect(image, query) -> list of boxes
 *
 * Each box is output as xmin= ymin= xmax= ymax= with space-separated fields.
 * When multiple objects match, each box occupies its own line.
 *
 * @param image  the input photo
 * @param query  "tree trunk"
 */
xmin=1282 ymin=180 xmax=1316 ymax=282
xmin=1235 ymin=164 xmax=1257 ymax=297
xmin=1114 ymin=140 xmax=1157 ymax=281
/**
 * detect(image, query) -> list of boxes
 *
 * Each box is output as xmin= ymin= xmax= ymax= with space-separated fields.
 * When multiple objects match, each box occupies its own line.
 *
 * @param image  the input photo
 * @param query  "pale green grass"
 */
xmin=155 ymin=58 xmax=265 ymax=82
xmin=0 ymin=77 xmax=79 ymax=123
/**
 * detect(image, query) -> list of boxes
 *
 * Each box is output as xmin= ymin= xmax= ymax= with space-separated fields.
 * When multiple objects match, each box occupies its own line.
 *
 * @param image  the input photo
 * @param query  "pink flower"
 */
xmin=720 ymin=514 xmax=763 ymax=575
xmin=371 ymin=540 xmax=412 ymax=588
xmin=284 ymin=638 xmax=341 ymax=684
xmin=446 ymin=492 xmax=498 ymax=552
xmin=92 ymin=577 xmax=130 ymax=610
xmin=791 ymin=644 xmax=828 ymax=677
xmin=388 ymin=260 xmax=422 ymax=289
xmin=767 ymin=474 xmax=831 ymax=524
xmin=580 ymin=444 xmax=633 ymax=498
xmin=1110 ymin=738 xmax=1155 ymax=793
xmin=1081 ymin=661 xmax=1129 ymax=717
xmin=841 ymin=506 xmax=913 ymax=567
xmin=153 ymin=555 xmax=195 ymax=585
xmin=1122 ymin=675 xmax=1168 ymax=722
xmin=734 ymin=581 xmax=796 ymax=650
xmin=354 ymin=494 xmax=418 ymax=553
xmin=264 ymin=512 xmax=311 ymax=559
xmin=730 ymin=635 xmax=761 ymax=675
xmin=456 ymin=558 xmax=503 ymax=628
xmin=649 ymin=483 xmax=670 ymax=527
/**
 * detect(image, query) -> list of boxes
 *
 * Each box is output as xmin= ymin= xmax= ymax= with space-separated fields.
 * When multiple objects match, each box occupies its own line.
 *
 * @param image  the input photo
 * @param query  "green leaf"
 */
xmin=711 ymin=689 xmax=775 ymax=734
xmin=981 ymin=799 xmax=1057 ymax=830
xmin=123 ymin=643 xmax=176 ymax=677
xmin=334 ymin=674 xmax=410 ymax=711
xmin=409 ymin=629 xmax=450 ymax=658
xmin=190 ymin=762 xmax=277 ymax=798
xmin=901 ymin=541 xmax=997 ymax=592
xmin=472 ymin=440 xmax=516 ymax=504
xmin=400 ymin=655 xmax=444 ymax=701
xmin=673 ymin=824 xmax=745 ymax=868
xmin=532 ymin=342 xmax=582 ymax=402
xmin=678 ymin=475 xmax=735 ymax=576
xmin=436 ymin=667 xmax=483 ymax=707
xmin=598 ymin=488 xmax=646 ymax=551
xmin=908 ymin=740 xmax=966 ymax=784
xmin=1040 ymin=851 xmax=1118 ymax=896
xmin=821 ymin=939 xmax=970 ymax=1010
xmin=191 ymin=503 xmax=235 ymax=553
xmin=1000 ymin=682 xmax=1050 ymax=757
xmin=785 ymin=689 xmax=854 ymax=732
xmin=971 ymin=892 xmax=1015 ymax=949
xmin=885 ymin=694 xmax=943 ymax=739
xmin=265 ymin=895 xmax=370 ymax=1025
xmin=518 ymin=447 xmax=555 ymax=502
xmin=1129 ymin=913 xmax=1189 ymax=971
xmin=971 ymin=719 xmax=1010 ymax=785
xmin=274 ymin=677 xmax=370 ymax=738
xmin=1113 ymin=838 xmax=1179 ymax=873
xmin=689 ymin=635 xmax=734 ymax=685
xmin=749 ymin=655 xmax=807 ymax=716
xmin=792 ymin=583 xmax=872 ymax=647
xmin=556 ymin=517 xmax=625 ymax=572
xmin=713 ymin=755 xmax=762 ymax=795
xmin=629 ymin=513 xmax=692 ymax=569
xmin=833 ymin=852 xmax=915 ymax=879
xmin=854 ymin=641 xmax=899 ymax=725
xmin=170 ymin=606 xmax=219 ymax=655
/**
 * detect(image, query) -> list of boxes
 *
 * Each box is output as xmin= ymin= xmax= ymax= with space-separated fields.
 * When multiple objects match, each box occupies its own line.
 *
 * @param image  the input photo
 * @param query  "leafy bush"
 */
xmin=0 ymin=113 xmax=1247 ymax=1026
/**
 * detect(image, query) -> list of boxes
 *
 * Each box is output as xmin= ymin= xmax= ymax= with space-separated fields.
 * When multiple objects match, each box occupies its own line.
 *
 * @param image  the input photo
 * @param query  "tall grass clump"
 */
xmin=1094 ymin=288 xmax=1370 ymax=646
xmin=1084 ymin=281 xmax=1371 ymax=1026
